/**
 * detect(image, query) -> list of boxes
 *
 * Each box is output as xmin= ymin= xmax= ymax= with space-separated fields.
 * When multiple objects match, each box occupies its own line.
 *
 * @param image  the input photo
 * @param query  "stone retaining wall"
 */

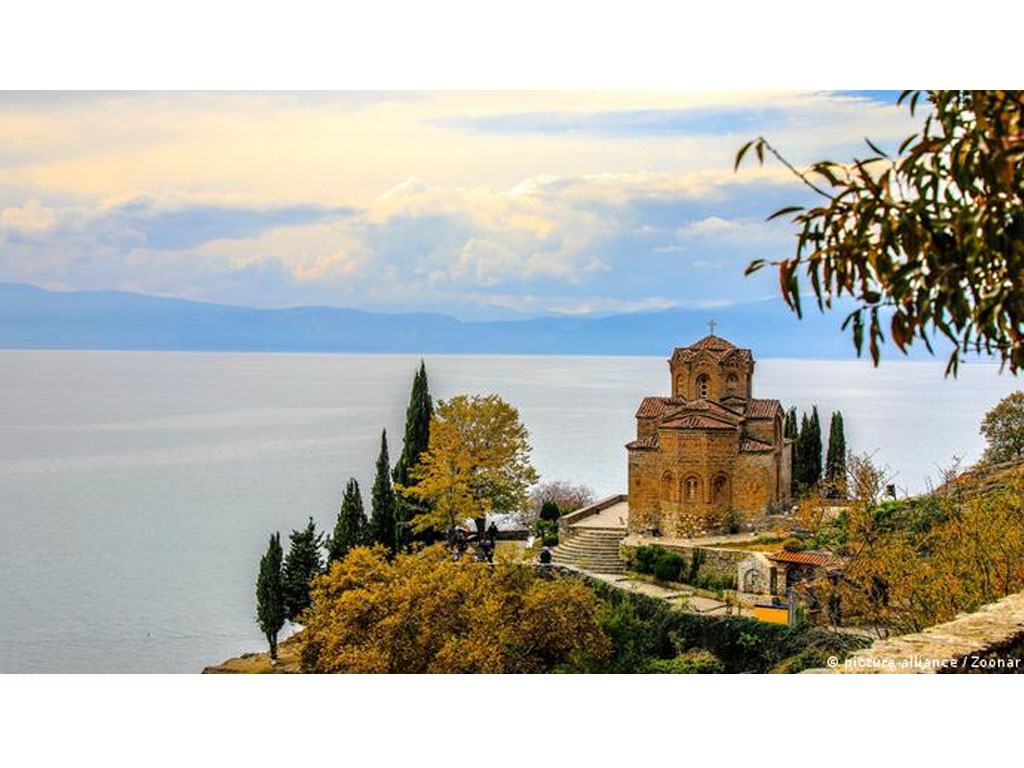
xmin=619 ymin=535 xmax=747 ymax=581
xmin=810 ymin=590 xmax=1024 ymax=674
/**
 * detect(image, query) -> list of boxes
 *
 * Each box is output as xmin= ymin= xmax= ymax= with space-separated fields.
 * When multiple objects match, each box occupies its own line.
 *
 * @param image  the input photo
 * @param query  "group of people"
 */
xmin=447 ymin=522 xmax=501 ymax=562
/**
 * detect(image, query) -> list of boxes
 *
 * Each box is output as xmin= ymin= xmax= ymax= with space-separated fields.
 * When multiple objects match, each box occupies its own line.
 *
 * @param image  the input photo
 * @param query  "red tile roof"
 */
xmin=691 ymin=334 xmax=736 ymax=351
xmin=746 ymin=398 xmax=783 ymax=419
xmin=767 ymin=550 xmax=846 ymax=568
xmin=625 ymin=434 xmax=659 ymax=450
xmin=635 ymin=396 xmax=685 ymax=419
xmin=671 ymin=335 xmax=753 ymax=364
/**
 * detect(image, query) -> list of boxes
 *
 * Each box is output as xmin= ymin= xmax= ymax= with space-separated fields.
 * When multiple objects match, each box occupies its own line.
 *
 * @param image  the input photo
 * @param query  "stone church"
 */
xmin=626 ymin=330 xmax=791 ymax=538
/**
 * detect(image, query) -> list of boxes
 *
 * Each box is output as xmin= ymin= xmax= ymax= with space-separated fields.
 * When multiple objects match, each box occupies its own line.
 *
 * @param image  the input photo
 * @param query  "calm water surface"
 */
xmin=0 ymin=350 xmax=1018 ymax=672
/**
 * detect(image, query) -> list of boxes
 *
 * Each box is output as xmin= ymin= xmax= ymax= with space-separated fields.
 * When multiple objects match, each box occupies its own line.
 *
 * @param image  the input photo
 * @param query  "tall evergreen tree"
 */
xmin=794 ymin=412 xmax=811 ymax=491
xmin=328 ymin=478 xmax=367 ymax=563
xmin=282 ymin=517 xmax=324 ymax=621
xmin=368 ymin=429 xmax=398 ymax=552
xmin=393 ymin=361 xmax=433 ymax=548
xmin=784 ymin=407 xmax=798 ymax=440
xmin=825 ymin=410 xmax=847 ymax=483
xmin=806 ymin=406 xmax=823 ymax=487
xmin=255 ymin=532 xmax=285 ymax=659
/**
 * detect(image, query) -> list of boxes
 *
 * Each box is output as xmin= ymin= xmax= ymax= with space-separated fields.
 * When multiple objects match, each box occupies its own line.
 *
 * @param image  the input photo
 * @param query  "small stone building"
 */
xmin=626 ymin=332 xmax=791 ymax=537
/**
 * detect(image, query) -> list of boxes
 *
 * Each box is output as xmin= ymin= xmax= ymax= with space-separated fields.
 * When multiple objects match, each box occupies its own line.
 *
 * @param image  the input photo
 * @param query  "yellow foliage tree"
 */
xmin=397 ymin=394 xmax=539 ymax=535
xmin=811 ymin=466 xmax=1024 ymax=636
xmin=299 ymin=544 xmax=611 ymax=673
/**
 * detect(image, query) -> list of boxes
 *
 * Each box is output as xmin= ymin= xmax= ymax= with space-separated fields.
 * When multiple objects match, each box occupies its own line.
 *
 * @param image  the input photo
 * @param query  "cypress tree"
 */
xmin=393 ymin=361 xmax=433 ymax=548
xmin=825 ymin=411 xmax=847 ymax=483
xmin=807 ymin=406 xmax=823 ymax=487
xmin=795 ymin=413 xmax=811 ymax=491
xmin=785 ymin=407 xmax=798 ymax=440
xmin=328 ymin=478 xmax=367 ymax=563
xmin=282 ymin=517 xmax=324 ymax=621
xmin=369 ymin=429 xmax=398 ymax=552
xmin=255 ymin=532 xmax=285 ymax=659
xmin=393 ymin=360 xmax=433 ymax=487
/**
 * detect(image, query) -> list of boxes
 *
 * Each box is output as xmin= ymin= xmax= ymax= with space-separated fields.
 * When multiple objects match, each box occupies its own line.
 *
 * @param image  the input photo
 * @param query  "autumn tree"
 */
xmin=393 ymin=361 xmax=434 ymax=547
xmin=736 ymin=90 xmax=1024 ymax=376
xmin=397 ymin=394 xmax=539 ymax=535
xmin=979 ymin=391 xmax=1024 ymax=465
xmin=282 ymin=517 xmax=324 ymax=621
xmin=328 ymin=478 xmax=367 ymax=563
xmin=525 ymin=480 xmax=596 ymax=526
xmin=300 ymin=544 xmax=611 ymax=673
xmin=255 ymin=532 xmax=286 ymax=659
xmin=368 ymin=429 xmax=398 ymax=551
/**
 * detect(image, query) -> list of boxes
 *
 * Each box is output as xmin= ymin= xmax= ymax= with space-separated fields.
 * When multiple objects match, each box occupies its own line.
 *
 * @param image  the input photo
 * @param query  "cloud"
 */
xmin=0 ymin=199 xmax=58 ymax=233
xmin=0 ymin=91 xmax=923 ymax=318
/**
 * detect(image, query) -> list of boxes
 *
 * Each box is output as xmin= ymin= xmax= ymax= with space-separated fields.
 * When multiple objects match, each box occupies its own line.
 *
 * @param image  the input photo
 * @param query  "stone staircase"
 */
xmin=551 ymin=528 xmax=628 ymax=574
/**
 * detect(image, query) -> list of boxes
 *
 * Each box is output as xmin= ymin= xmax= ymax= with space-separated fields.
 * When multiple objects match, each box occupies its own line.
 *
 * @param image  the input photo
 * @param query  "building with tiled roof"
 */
xmin=626 ymin=330 xmax=792 ymax=538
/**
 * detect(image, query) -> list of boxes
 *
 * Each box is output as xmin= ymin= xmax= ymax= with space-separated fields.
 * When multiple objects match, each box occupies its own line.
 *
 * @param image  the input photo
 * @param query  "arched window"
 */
xmin=684 ymin=476 xmax=700 ymax=502
xmin=726 ymin=373 xmax=739 ymax=395
xmin=696 ymin=374 xmax=710 ymax=399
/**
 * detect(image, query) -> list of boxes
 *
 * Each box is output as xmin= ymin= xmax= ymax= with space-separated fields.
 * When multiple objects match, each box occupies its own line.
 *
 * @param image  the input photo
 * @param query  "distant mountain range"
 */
xmin=0 ymin=282 xmax=906 ymax=359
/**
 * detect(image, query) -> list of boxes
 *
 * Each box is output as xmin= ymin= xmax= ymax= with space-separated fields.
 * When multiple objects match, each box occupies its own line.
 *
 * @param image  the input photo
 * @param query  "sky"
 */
xmin=0 ymin=90 xmax=916 ymax=320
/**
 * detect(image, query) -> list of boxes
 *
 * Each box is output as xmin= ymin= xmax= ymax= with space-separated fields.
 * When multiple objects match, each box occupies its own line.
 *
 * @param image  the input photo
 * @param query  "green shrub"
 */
xmin=687 ymin=547 xmax=706 ymax=582
xmin=653 ymin=551 xmax=684 ymax=582
xmin=646 ymin=649 xmax=724 ymax=674
xmin=782 ymin=536 xmax=806 ymax=552
xmin=631 ymin=545 xmax=665 ymax=575
xmin=693 ymin=573 xmax=738 ymax=592
xmin=539 ymin=501 xmax=561 ymax=522
xmin=542 ymin=533 xmax=560 ymax=547
xmin=722 ymin=508 xmax=743 ymax=534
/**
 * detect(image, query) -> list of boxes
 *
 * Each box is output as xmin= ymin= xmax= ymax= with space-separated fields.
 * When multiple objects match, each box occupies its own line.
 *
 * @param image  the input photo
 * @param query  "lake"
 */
xmin=0 ymin=349 xmax=1018 ymax=672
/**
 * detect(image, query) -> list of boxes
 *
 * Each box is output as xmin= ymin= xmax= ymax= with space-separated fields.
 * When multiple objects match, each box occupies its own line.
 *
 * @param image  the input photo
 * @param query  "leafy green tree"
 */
xmin=539 ymin=501 xmax=561 ymax=522
xmin=328 ymin=478 xmax=367 ymax=563
xmin=825 ymin=411 xmax=847 ymax=484
xmin=393 ymin=361 xmax=434 ymax=548
xmin=980 ymin=391 xmax=1024 ymax=465
xmin=368 ymin=429 xmax=398 ymax=551
xmin=256 ymin=532 xmax=286 ymax=659
xmin=282 ymin=517 xmax=324 ymax=621
xmin=736 ymin=90 xmax=1024 ymax=376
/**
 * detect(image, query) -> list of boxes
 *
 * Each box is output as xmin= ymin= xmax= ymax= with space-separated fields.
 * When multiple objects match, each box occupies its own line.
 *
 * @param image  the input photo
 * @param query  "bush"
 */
xmin=721 ymin=508 xmax=743 ymax=534
xmin=693 ymin=573 xmax=738 ymax=592
xmin=539 ymin=501 xmax=561 ymax=522
xmin=646 ymin=649 xmax=725 ymax=674
xmin=542 ymin=533 xmax=560 ymax=547
xmin=782 ymin=536 xmax=806 ymax=552
xmin=630 ymin=545 xmax=665 ymax=575
xmin=687 ymin=547 xmax=706 ymax=583
xmin=653 ymin=551 xmax=684 ymax=582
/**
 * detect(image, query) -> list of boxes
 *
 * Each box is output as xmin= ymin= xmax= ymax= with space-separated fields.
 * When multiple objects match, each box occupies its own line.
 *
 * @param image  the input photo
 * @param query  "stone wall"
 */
xmin=620 ymin=535 xmax=747 ymax=582
xmin=811 ymin=590 xmax=1024 ymax=674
